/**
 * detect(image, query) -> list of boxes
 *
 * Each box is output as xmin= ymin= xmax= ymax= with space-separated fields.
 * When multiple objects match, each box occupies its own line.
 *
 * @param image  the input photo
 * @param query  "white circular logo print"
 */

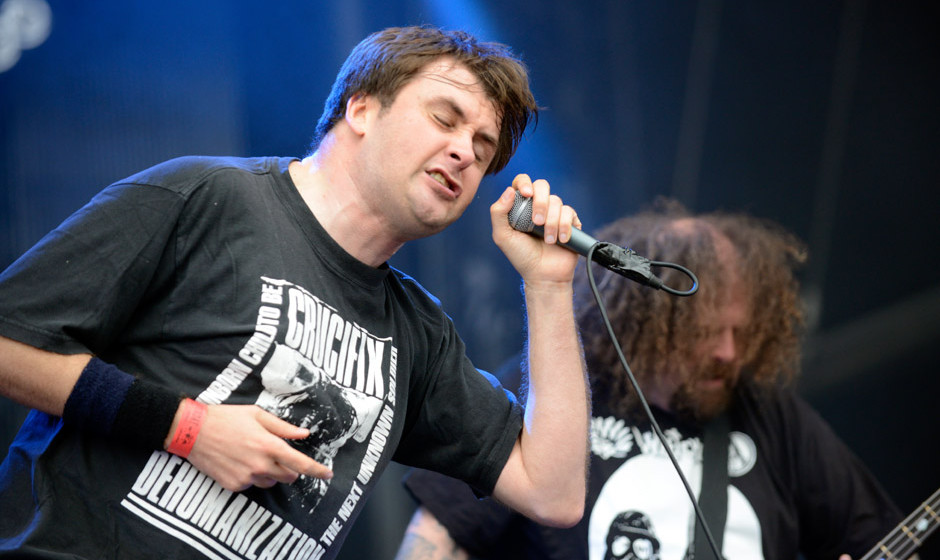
xmin=728 ymin=431 xmax=757 ymax=477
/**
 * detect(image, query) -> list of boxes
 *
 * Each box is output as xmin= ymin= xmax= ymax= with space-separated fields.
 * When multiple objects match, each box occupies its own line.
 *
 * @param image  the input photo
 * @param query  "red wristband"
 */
xmin=166 ymin=398 xmax=208 ymax=458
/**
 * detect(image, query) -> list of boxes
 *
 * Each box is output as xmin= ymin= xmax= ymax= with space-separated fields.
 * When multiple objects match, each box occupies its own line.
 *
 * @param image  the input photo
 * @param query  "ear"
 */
xmin=344 ymin=92 xmax=374 ymax=137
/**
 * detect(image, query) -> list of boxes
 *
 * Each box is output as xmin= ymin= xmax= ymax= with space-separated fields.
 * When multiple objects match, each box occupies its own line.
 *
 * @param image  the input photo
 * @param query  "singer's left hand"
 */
xmin=490 ymin=174 xmax=581 ymax=285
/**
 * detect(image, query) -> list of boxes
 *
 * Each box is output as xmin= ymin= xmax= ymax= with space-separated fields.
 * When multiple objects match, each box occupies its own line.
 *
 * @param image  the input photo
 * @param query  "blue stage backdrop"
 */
xmin=1 ymin=1 xmax=937 ymax=558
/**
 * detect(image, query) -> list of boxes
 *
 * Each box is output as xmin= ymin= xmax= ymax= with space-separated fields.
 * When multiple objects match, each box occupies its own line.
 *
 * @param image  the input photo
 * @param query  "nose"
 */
xmin=449 ymin=132 xmax=475 ymax=168
xmin=712 ymin=328 xmax=738 ymax=363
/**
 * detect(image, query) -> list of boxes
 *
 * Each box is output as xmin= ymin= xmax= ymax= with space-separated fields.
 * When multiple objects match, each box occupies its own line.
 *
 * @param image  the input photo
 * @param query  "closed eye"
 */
xmin=433 ymin=114 xmax=454 ymax=129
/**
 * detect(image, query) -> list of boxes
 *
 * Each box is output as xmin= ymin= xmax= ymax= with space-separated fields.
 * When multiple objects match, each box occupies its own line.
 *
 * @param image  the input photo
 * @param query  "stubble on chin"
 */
xmin=671 ymin=363 xmax=738 ymax=423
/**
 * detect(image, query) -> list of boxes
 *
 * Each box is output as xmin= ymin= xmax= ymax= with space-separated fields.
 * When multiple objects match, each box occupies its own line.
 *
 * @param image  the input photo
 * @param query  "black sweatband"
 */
xmin=63 ymin=357 xmax=183 ymax=450
xmin=63 ymin=357 xmax=134 ymax=435
xmin=113 ymin=376 xmax=184 ymax=450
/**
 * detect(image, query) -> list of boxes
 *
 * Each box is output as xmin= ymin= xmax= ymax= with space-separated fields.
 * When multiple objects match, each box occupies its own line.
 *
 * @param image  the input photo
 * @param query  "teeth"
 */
xmin=429 ymin=172 xmax=447 ymax=188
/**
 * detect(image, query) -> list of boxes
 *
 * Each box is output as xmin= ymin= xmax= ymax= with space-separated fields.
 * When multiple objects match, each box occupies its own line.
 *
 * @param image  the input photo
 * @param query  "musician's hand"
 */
xmin=171 ymin=404 xmax=332 ymax=491
xmin=490 ymin=174 xmax=581 ymax=285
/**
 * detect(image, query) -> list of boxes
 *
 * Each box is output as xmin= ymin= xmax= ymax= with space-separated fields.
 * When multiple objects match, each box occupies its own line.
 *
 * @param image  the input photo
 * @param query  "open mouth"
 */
xmin=428 ymin=171 xmax=458 ymax=196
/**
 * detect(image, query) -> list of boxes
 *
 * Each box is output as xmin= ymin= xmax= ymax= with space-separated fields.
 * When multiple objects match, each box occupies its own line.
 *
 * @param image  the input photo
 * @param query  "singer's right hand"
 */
xmin=490 ymin=174 xmax=581 ymax=285
xmin=179 ymin=404 xmax=333 ymax=492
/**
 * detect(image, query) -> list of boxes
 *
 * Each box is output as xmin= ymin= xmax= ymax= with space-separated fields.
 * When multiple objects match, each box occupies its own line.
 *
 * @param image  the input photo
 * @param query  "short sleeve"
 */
xmin=0 ymin=182 xmax=185 ymax=355
xmin=393 ymin=316 xmax=524 ymax=496
xmin=755 ymin=388 xmax=904 ymax=558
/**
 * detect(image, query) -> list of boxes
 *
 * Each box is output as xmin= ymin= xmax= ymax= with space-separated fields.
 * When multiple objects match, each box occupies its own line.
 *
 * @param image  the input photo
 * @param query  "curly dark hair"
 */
xmin=574 ymin=199 xmax=807 ymax=418
xmin=310 ymin=25 xmax=539 ymax=175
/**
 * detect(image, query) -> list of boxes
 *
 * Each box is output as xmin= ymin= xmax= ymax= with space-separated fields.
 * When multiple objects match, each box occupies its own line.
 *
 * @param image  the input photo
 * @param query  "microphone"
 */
xmin=507 ymin=190 xmax=663 ymax=289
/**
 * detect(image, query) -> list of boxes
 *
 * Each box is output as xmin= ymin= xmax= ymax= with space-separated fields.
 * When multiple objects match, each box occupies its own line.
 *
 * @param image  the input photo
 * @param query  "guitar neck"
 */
xmin=860 ymin=487 xmax=940 ymax=560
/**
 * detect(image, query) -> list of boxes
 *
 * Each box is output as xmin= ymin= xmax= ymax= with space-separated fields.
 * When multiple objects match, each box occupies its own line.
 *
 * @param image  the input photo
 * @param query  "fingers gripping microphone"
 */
xmin=507 ymin=190 xmax=664 ymax=289
xmin=508 ymin=190 xmax=598 ymax=255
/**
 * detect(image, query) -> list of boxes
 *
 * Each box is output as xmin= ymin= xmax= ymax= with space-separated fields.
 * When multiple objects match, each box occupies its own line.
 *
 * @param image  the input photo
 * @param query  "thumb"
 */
xmin=490 ymin=187 xmax=516 ymax=229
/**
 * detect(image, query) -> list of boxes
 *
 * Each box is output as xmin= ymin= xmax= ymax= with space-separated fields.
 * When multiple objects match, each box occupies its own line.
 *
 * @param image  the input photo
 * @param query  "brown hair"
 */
xmin=574 ymin=199 xmax=807 ymax=417
xmin=311 ymin=25 xmax=539 ymax=174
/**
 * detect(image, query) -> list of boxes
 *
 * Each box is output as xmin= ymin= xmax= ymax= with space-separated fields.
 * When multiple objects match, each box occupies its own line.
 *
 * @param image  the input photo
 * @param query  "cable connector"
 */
xmin=592 ymin=243 xmax=697 ymax=296
xmin=593 ymin=243 xmax=662 ymax=289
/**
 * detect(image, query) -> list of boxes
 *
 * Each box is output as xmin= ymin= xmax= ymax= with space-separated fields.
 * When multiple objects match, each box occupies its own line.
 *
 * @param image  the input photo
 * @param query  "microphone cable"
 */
xmin=584 ymin=243 xmax=725 ymax=560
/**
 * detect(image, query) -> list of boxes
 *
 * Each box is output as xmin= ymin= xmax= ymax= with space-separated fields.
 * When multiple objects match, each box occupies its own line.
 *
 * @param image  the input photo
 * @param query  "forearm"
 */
xmin=0 ymin=334 xmax=330 ymax=491
xmin=0 ymin=335 xmax=90 ymax=415
xmin=0 ymin=334 xmax=183 ymax=449
xmin=394 ymin=507 xmax=471 ymax=560
xmin=495 ymin=280 xmax=589 ymax=526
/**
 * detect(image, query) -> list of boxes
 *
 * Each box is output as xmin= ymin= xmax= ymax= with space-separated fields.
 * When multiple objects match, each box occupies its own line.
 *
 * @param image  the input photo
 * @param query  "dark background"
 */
xmin=1 ymin=1 xmax=937 ymax=558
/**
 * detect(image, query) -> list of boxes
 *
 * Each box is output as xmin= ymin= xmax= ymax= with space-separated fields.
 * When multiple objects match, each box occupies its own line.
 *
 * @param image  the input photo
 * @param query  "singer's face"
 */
xmin=353 ymin=58 xmax=500 ymax=239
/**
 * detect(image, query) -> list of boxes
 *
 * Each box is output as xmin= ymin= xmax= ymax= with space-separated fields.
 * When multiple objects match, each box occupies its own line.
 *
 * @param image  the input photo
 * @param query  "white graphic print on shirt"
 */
xmin=588 ymin=416 xmax=762 ymax=560
xmin=119 ymin=277 xmax=398 ymax=560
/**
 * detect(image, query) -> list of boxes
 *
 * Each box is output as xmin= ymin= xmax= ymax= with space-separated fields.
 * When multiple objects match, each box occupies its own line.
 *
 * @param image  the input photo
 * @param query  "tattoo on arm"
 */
xmin=395 ymin=531 xmax=468 ymax=560
xmin=394 ymin=507 xmax=472 ymax=560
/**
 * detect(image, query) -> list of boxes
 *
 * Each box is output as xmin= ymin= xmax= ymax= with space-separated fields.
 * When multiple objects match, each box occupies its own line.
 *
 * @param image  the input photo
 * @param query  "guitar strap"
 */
xmin=692 ymin=411 xmax=729 ymax=559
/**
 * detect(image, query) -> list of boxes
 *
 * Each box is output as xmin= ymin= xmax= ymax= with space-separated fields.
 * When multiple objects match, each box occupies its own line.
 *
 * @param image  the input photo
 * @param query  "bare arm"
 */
xmin=487 ymin=175 xmax=590 ymax=528
xmin=0 ymin=334 xmax=331 ymax=491
xmin=394 ymin=506 xmax=471 ymax=560
xmin=0 ymin=335 xmax=91 ymax=415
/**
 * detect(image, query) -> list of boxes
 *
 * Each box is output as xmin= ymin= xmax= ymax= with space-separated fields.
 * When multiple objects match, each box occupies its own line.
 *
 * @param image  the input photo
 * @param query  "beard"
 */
xmin=669 ymin=360 xmax=738 ymax=423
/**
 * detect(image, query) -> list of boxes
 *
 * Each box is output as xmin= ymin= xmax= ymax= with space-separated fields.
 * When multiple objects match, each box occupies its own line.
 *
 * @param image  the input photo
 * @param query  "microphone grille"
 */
xmin=507 ymin=190 xmax=535 ymax=233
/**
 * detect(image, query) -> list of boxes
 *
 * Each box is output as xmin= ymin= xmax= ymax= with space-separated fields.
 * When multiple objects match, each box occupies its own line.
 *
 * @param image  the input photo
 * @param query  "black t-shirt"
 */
xmin=405 ymin=374 xmax=902 ymax=560
xmin=0 ymin=156 xmax=524 ymax=559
